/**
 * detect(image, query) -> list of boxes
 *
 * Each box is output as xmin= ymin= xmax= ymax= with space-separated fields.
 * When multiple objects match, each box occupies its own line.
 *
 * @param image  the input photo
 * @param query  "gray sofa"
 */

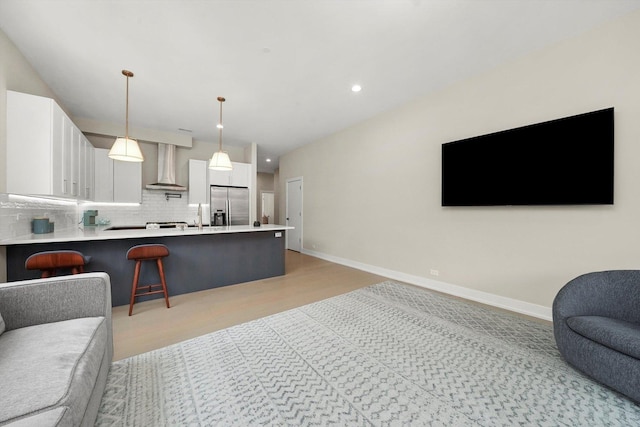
xmin=0 ymin=273 xmax=113 ymax=426
xmin=553 ymin=270 xmax=640 ymax=403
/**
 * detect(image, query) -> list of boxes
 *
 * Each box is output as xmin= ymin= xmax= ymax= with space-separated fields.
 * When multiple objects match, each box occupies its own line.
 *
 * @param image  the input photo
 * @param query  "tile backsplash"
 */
xmin=82 ymin=191 xmax=209 ymax=227
xmin=0 ymin=190 xmax=210 ymax=240
xmin=0 ymin=193 xmax=78 ymax=239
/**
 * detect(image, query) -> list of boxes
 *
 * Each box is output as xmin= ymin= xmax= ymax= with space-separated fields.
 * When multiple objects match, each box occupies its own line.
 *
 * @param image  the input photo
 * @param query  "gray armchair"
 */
xmin=0 ymin=273 xmax=113 ymax=426
xmin=552 ymin=270 xmax=640 ymax=403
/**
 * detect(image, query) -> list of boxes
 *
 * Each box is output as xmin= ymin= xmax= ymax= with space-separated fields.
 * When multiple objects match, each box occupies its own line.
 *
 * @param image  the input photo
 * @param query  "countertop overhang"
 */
xmin=1 ymin=224 xmax=293 ymax=245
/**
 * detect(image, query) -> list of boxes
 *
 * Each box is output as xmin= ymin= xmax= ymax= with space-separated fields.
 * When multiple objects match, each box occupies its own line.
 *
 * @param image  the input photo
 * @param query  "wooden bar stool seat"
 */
xmin=25 ymin=250 xmax=90 ymax=278
xmin=126 ymin=244 xmax=171 ymax=316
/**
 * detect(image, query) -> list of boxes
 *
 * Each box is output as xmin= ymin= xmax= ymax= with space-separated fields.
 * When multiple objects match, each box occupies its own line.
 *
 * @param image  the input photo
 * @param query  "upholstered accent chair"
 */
xmin=553 ymin=270 xmax=640 ymax=403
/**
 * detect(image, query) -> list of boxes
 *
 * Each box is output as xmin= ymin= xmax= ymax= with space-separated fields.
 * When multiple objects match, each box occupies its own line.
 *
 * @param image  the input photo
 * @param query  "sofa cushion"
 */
xmin=3 ymin=408 xmax=67 ymax=427
xmin=567 ymin=315 xmax=640 ymax=360
xmin=0 ymin=316 xmax=107 ymax=426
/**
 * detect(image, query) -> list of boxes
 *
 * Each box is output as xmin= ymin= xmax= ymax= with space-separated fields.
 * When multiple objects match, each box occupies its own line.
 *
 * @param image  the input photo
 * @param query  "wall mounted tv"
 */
xmin=441 ymin=107 xmax=614 ymax=206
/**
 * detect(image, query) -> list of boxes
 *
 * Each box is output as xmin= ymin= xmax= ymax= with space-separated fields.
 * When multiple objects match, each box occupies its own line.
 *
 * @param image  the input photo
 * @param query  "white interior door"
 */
xmin=286 ymin=178 xmax=303 ymax=252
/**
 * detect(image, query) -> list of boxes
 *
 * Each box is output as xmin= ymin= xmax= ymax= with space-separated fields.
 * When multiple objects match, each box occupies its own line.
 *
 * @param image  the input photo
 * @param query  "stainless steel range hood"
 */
xmin=146 ymin=143 xmax=187 ymax=191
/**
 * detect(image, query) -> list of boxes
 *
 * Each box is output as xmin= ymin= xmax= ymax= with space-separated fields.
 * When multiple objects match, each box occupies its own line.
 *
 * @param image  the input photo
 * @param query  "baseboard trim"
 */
xmin=302 ymin=248 xmax=553 ymax=321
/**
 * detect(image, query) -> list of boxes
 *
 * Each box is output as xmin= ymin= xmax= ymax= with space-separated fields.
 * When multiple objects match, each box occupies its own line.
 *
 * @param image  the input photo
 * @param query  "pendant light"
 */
xmin=109 ymin=70 xmax=144 ymax=162
xmin=209 ymin=96 xmax=233 ymax=171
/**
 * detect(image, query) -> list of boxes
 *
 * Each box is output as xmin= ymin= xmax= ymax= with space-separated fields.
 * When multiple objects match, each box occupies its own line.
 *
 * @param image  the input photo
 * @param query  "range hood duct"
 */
xmin=146 ymin=143 xmax=187 ymax=191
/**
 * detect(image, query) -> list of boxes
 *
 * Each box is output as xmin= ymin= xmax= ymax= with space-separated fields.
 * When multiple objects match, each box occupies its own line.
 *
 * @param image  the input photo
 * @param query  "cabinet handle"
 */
xmin=63 ymin=179 xmax=68 ymax=194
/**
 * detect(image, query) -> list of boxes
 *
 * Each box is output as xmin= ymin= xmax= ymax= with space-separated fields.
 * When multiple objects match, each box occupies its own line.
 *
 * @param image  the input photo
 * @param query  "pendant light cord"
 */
xmin=122 ymin=69 xmax=134 ymax=151
xmin=218 ymin=96 xmax=225 ymax=152
xmin=125 ymin=74 xmax=129 ymax=141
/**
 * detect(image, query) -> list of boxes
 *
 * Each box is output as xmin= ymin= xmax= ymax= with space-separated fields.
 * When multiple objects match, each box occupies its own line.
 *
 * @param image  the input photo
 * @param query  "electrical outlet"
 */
xmin=430 ymin=269 xmax=439 ymax=276
xmin=275 ymin=232 xmax=282 ymax=238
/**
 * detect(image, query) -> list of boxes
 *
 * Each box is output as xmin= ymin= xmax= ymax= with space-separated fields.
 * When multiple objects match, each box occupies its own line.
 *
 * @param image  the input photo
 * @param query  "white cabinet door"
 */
xmin=7 ymin=91 xmax=55 ymax=196
xmin=208 ymin=168 xmax=232 ymax=186
xmin=60 ymin=112 xmax=74 ymax=197
xmin=113 ymin=160 xmax=142 ymax=203
xmin=94 ymin=148 xmax=114 ymax=202
xmin=6 ymin=90 xmax=89 ymax=198
xmin=208 ymin=162 xmax=250 ymax=187
xmin=70 ymin=126 xmax=83 ymax=197
xmin=188 ymin=159 xmax=208 ymax=204
xmin=230 ymin=162 xmax=250 ymax=187
xmin=94 ymin=148 xmax=141 ymax=203
xmin=78 ymin=132 xmax=87 ymax=199
xmin=82 ymin=139 xmax=94 ymax=200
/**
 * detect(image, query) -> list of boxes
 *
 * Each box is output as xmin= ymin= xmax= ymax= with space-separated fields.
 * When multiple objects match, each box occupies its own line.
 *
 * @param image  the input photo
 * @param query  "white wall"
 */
xmin=279 ymin=10 xmax=640 ymax=313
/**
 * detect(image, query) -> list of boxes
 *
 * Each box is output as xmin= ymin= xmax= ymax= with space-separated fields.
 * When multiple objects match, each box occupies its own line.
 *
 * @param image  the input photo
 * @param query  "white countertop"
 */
xmin=1 ymin=224 xmax=293 ymax=245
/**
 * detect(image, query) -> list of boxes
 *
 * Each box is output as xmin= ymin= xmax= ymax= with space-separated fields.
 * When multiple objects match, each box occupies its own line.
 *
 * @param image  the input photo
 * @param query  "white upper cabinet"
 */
xmin=6 ymin=90 xmax=94 ymax=200
xmin=93 ymin=148 xmax=114 ymax=202
xmin=208 ymin=167 xmax=231 ymax=186
xmin=7 ymin=90 xmax=66 ymax=197
xmin=188 ymin=159 xmax=208 ymax=205
xmin=61 ymin=113 xmax=73 ymax=196
xmin=71 ymin=126 xmax=82 ymax=197
xmin=209 ymin=162 xmax=250 ymax=187
xmin=113 ymin=160 xmax=142 ymax=203
xmin=82 ymin=138 xmax=95 ymax=200
xmin=94 ymin=148 xmax=142 ymax=203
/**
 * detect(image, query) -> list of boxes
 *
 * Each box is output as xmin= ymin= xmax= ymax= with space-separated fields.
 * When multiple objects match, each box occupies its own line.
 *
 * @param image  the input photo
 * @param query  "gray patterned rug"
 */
xmin=97 ymin=281 xmax=640 ymax=426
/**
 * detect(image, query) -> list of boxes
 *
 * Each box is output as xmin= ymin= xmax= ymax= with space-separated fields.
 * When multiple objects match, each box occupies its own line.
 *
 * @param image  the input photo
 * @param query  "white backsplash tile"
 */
xmin=0 ymin=194 xmax=78 ymax=239
xmin=0 ymin=190 xmax=210 ymax=240
xmin=82 ymin=190 xmax=209 ymax=227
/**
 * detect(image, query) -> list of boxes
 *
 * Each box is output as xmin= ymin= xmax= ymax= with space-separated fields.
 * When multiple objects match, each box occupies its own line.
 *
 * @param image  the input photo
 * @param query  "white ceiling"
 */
xmin=1 ymin=0 xmax=639 ymax=173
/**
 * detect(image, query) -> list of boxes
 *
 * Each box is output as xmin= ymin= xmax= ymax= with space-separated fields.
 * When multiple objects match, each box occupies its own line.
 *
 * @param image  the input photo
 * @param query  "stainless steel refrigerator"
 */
xmin=210 ymin=185 xmax=250 ymax=226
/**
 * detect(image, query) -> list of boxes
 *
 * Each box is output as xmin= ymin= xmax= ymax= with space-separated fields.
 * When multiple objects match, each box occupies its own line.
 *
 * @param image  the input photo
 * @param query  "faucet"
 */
xmin=197 ymin=203 xmax=203 ymax=230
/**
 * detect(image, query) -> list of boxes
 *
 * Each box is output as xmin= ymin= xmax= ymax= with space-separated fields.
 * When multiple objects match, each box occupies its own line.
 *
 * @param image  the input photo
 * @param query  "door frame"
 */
xmin=285 ymin=177 xmax=303 ymax=251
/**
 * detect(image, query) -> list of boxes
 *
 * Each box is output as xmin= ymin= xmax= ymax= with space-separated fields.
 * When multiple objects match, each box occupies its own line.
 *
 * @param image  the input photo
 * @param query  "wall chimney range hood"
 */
xmin=146 ymin=143 xmax=187 ymax=191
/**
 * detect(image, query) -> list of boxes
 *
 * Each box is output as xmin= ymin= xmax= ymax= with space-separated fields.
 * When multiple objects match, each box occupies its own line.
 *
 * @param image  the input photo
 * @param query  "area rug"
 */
xmin=96 ymin=281 xmax=640 ymax=426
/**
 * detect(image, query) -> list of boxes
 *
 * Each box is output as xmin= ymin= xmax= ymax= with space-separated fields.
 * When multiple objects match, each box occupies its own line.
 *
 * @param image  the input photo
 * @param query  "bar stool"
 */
xmin=126 ymin=244 xmax=171 ymax=316
xmin=25 ymin=250 xmax=91 ymax=278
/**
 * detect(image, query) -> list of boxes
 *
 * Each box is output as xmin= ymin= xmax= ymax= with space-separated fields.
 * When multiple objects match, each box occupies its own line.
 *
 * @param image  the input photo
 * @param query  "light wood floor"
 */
xmin=112 ymin=251 xmax=387 ymax=360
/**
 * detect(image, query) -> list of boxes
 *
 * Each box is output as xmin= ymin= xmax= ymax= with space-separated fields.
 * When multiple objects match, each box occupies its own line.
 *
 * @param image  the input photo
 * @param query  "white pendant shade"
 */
xmin=209 ymin=96 xmax=233 ymax=171
xmin=110 ymin=69 xmax=143 ymax=163
xmin=109 ymin=137 xmax=144 ymax=162
xmin=209 ymin=151 xmax=232 ymax=170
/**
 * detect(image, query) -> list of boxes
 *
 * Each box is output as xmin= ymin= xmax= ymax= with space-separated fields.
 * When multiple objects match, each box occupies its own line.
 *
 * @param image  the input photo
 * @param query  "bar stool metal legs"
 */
xmin=127 ymin=244 xmax=171 ymax=316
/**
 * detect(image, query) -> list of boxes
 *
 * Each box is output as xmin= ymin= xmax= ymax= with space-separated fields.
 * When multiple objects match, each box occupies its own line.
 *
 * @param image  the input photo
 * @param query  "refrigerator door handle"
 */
xmin=227 ymin=199 xmax=231 ymax=223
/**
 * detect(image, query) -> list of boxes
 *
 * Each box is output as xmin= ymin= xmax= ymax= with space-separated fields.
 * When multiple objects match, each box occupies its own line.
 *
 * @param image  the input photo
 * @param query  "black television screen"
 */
xmin=441 ymin=108 xmax=614 ymax=206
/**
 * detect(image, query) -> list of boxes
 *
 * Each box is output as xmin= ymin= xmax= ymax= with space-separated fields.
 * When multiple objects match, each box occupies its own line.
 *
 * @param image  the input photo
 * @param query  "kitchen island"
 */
xmin=2 ymin=224 xmax=292 ymax=306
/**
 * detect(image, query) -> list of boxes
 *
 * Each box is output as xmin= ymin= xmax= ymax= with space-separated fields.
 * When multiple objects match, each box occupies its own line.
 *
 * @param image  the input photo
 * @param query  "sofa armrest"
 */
xmin=0 ymin=272 xmax=112 ymax=332
xmin=552 ymin=270 xmax=640 ymax=324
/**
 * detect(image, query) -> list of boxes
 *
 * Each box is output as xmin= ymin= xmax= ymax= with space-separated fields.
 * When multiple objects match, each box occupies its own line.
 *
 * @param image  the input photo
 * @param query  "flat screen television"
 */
xmin=441 ymin=107 xmax=614 ymax=206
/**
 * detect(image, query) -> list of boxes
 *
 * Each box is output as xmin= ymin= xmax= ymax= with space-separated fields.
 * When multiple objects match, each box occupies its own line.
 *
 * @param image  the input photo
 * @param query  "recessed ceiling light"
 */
xmin=351 ymin=84 xmax=362 ymax=92
xmin=266 ymin=158 xmax=272 ymax=162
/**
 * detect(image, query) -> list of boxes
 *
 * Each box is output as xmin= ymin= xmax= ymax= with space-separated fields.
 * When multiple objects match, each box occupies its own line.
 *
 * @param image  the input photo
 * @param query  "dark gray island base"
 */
xmin=7 ymin=230 xmax=285 ymax=307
